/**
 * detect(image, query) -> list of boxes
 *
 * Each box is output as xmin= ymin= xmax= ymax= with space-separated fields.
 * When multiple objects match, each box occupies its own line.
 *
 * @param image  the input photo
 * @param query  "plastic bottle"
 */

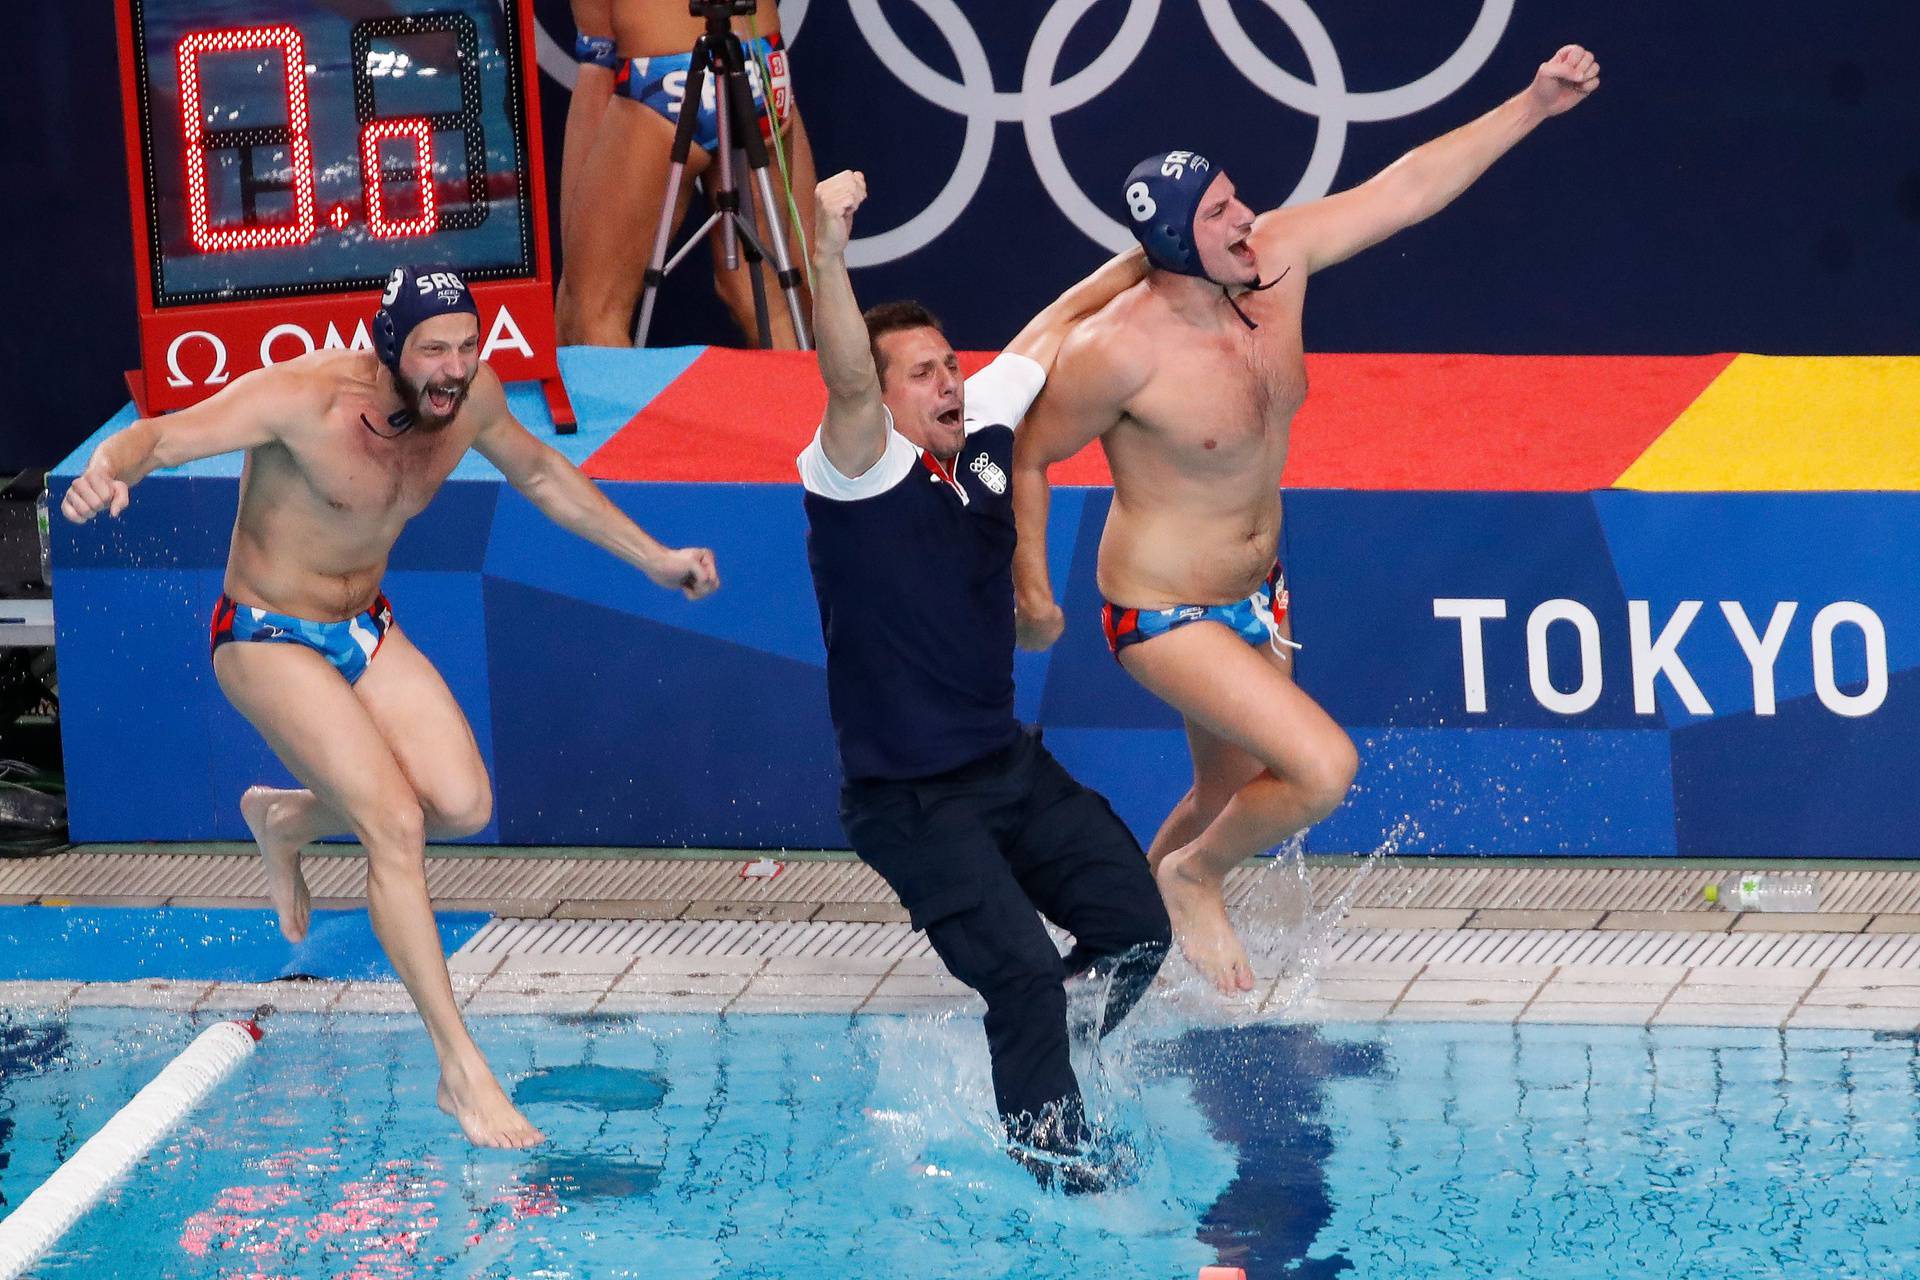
xmin=1702 ymin=873 xmax=1820 ymax=912
xmin=34 ymin=488 xmax=50 ymax=585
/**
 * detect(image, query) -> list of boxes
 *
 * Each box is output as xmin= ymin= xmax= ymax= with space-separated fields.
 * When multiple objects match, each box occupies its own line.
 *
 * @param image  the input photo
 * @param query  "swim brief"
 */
xmin=1100 ymin=562 xmax=1299 ymax=658
xmin=210 ymin=591 xmax=393 ymax=685
xmin=615 ymin=34 xmax=791 ymax=153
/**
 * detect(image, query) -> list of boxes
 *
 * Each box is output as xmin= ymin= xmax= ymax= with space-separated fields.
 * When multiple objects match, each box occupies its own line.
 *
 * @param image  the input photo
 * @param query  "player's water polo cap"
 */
xmin=1122 ymin=151 xmax=1219 ymax=278
xmin=373 ymin=265 xmax=480 ymax=372
xmin=1121 ymin=150 xmax=1286 ymax=329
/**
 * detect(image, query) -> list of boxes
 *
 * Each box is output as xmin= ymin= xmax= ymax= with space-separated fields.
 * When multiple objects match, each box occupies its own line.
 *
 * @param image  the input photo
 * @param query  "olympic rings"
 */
xmin=533 ymin=0 xmax=1515 ymax=265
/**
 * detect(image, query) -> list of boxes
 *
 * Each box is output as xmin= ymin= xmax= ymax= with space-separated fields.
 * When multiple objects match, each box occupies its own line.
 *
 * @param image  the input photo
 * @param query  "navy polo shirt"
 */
xmin=798 ymin=353 xmax=1047 ymax=782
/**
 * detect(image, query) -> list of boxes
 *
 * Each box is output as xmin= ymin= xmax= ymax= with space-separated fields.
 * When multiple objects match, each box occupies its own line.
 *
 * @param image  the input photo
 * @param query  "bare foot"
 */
xmin=1155 ymin=848 xmax=1256 ymax=994
xmin=242 ymin=786 xmax=311 ymax=943
xmin=438 ymin=1065 xmax=546 ymax=1149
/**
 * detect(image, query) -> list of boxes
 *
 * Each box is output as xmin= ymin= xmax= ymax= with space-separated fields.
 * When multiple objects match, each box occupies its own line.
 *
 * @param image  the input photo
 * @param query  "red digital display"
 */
xmin=177 ymin=26 xmax=318 ymax=253
xmin=115 ymin=0 xmax=566 ymax=421
xmin=361 ymin=118 xmax=438 ymax=239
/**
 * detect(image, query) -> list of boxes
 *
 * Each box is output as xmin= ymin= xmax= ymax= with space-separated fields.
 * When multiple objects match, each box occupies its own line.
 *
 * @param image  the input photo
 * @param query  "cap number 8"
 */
xmin=1125 ymin=182 xmax=1156 ymax=222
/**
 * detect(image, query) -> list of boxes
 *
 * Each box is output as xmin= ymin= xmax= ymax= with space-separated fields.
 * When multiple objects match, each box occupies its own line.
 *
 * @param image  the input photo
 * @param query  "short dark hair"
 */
xmin=862 ymin=300 xmax=944 ymax=380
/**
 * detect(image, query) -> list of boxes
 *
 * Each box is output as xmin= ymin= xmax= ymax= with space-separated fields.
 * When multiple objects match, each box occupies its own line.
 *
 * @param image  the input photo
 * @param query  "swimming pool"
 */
xmin=4 ymin=1005 xmax=1917 ymax=1278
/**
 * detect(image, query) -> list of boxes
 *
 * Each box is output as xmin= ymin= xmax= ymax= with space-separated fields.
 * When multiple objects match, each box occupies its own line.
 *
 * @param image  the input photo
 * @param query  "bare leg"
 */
xmin=561 ymin=0 xmax=616 ymax=243
xmin=214 ymin=638 xmax=540 ymax=1149
xmin=240 ymin=785 xmax=335 ymax=941
xmin=555 ymin=97 xmax=707 ymax=346
xmin=1143 ymin=717 xmax=1265 ymax=875
xmin=559 ymin=61 xmax=617 ymax=248
xmin=1119 ymin=625 xmax=1357 ymax=993
xmin=236 ymin=627 xmax=490 ymax=940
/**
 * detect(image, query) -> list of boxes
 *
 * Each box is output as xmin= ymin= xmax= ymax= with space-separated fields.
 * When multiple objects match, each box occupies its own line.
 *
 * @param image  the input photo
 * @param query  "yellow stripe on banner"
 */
xmin=1615 ymin=355 xmax=1920 ymax=490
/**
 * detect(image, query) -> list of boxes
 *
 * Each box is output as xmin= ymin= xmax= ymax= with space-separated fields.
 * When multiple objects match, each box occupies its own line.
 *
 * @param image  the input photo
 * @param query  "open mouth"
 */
xmin=1228 ymin=237 xmax=1254 ymax=263
xmin=937 ymin=407 xmax=962 ymax=428
xmin=425 ymin=385 xmax=460 ymax=415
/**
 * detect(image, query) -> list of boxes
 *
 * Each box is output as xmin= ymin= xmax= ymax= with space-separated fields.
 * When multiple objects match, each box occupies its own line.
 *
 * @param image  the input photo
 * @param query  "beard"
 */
xmin=399 ymin=371 xmax=474 ymax=425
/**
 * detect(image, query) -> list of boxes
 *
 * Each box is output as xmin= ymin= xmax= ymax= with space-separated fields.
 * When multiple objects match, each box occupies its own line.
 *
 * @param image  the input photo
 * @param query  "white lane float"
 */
xmin=0 ymin=1018 xmax=261 ymax=1280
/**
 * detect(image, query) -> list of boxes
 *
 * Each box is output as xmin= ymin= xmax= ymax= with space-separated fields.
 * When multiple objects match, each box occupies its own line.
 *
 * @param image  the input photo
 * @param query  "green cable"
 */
xmin=746 ymin=11 xmax=814 ymax=292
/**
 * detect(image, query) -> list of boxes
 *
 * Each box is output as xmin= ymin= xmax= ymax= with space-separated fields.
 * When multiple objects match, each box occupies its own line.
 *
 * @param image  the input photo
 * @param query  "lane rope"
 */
xmin=0 ymin=1019 xmax=263 ymax=1280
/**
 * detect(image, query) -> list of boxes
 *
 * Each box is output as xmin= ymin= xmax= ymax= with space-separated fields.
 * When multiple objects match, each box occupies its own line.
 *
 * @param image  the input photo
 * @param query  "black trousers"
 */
xmin=840 ymin=728 xmax=1171 ymax=1152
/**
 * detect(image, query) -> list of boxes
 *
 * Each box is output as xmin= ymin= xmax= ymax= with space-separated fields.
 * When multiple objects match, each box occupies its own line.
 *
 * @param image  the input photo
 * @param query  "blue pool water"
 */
xmin=0 ymin=907 xmax=488 ymax=983
xmin=2 ymin=1007 xmax=1918 ymax=1278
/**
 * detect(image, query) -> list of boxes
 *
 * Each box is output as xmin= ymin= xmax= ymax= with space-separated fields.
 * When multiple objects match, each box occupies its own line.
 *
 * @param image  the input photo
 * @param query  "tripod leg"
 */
xmin=710 ymin=49 xmax=739 ymax=271
xmin=749 ymin=160 xmax=812 ymax=350
xmin=636 ymin=37 xmax=712 ymax=347
xmin=715 ymin=37 xmax=813 ymax=350
xmin=733 ymin=141 xmax=774 ymax=347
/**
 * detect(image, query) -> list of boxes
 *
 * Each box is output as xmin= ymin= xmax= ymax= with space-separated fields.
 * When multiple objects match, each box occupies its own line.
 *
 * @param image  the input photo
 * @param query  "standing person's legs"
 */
xmin=1118 ymin=626 xmax=1356 ymax=994
xmin=1004 ymin=738 xmax=1170 ymax=1036
xmin=840 ymin=779 xmax=1083 ymax=1154
xmin=560 ymin=0 xmax=617 ymax=244
xmin=559 ymin=60 xmax=617 ymax=247
xmin=215 ymin=636 xmax=541 ymax=1149
xmin=556 ymin=97 xmax=708 ymax=346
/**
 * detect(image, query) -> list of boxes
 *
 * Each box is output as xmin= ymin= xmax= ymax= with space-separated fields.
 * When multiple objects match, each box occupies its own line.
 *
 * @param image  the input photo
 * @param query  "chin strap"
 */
xmin=360 ymin=410 xmax=415 ymax=439
xmin=1223 ymin=265 xmax=1290 ymax=330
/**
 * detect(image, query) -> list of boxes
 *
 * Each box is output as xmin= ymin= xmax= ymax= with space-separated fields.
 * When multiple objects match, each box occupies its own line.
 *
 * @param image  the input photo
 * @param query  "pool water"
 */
xmin=2 ymin=1007 xmax=1917 ymax=1278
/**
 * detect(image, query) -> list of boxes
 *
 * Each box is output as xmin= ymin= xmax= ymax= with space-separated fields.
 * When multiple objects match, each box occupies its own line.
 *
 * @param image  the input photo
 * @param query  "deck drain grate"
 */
xmin=1330 ymin=928 xmax=1920 ymax=969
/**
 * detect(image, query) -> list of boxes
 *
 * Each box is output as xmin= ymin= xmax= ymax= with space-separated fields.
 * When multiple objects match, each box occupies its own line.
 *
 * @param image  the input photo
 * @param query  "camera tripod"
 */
xmin=633 ymin=0 xmax=811 ymax=349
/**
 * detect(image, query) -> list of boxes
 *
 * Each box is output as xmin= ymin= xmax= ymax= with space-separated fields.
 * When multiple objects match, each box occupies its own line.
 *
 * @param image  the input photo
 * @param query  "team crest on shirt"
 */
xmin=968 ymin=452 xmax=1007 ymax=495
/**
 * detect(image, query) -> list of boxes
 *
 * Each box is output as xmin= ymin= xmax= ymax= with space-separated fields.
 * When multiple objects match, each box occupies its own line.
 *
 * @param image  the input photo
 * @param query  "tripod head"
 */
xmin=690 ymin=0 xmax=757 ymax=22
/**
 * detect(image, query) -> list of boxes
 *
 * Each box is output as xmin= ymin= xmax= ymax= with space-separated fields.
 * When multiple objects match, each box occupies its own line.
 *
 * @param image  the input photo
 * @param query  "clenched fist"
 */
xmin=1529 ymin=45 xmax=1600 ymax=117
xmin=61 ymin=457 xmax=130 ymax=524
xmin=813 ymin=170 xmax=867 ymax=260
xmin=1015 ymin=595 xmax=1066 ymax=652
xmin=652 ymin=546 xmax=720 ymax=601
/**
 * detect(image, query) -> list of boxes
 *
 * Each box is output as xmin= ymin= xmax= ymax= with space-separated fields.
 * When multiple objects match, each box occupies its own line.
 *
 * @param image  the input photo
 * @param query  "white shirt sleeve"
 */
xmin=962 ymin=351 xmax=1047 ymax=434
xmin=796 ymin=406 xmax=920 ymax=500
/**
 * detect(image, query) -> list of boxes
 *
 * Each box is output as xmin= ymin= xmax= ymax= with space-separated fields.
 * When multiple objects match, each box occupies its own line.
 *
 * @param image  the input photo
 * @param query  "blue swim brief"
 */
xmin=615 ymin=34 xmax=791 ymax=154
xmin=1100 ymin=562 xmax=1299 ymax=659
xmin=210 ymin=591 xmax=393 ymax=685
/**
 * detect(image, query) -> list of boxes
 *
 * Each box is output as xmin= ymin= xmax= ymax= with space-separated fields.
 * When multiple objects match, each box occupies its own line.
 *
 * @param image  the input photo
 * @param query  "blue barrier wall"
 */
xmin=50 ymin=468 xmax=1912 ymax=856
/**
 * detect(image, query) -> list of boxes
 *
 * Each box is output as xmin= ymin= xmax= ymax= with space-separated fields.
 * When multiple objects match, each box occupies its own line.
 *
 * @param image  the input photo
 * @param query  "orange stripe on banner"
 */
xmin=582 ymin=348 xmax=998 ymax=483
xmin=581 ymin=350 xmax=1737 ymax=490
xmin=1282 ymin=353 xmax=1736 ymax=490
xmin=1019 ymin=354 xmax=1740 ymax=490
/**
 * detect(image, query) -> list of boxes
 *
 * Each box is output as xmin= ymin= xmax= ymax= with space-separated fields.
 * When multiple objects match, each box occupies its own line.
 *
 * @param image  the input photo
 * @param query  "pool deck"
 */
xmin=3 ymin=848 xmax=1918 ymax=1032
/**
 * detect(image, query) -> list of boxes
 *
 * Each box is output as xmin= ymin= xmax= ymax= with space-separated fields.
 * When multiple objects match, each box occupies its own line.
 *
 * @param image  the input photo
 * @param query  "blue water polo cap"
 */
xmin=373 ymin=265 xmax=480 ymax=372
xmin=1122 ymin=151 xmax=1219 ymax=278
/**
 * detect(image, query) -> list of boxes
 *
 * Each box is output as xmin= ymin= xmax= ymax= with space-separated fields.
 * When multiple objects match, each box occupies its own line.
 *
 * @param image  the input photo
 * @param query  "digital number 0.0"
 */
xmin=174 ymin=12 xmax=485 ymax=254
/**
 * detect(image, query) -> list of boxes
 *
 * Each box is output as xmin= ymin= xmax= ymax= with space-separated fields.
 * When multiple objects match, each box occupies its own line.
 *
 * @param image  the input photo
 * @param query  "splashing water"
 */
xmin=1135 ymin=819 xmax=1417 ymax=1025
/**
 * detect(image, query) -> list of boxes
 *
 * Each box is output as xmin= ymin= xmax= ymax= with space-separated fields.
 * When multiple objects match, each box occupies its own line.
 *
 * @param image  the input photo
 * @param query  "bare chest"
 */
xmin=296 ymin=408 xmax=470 ymax=521
xmin=1125 ymin=324 xmax=1308 ymax=472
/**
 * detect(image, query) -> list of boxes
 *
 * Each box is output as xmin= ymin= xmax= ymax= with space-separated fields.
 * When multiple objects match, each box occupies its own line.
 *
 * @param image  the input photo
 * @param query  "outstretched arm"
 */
xmin=62 ymin=364 xmax=301 ymax=523
xmin=808 ymin=170 xmax=889 ymax=477
xmin=959 ymin=245 xmax=1151 ymax=434
xmin=473 ymin=368 xmax=718 ymax=600
xmin=1010 ymin=324 xmax=1146 ymax=650
xmin=1001 ymin=245 xmax=1149 ymax=373
xmin=1253 ymin=45 xmax=1601 ymax=274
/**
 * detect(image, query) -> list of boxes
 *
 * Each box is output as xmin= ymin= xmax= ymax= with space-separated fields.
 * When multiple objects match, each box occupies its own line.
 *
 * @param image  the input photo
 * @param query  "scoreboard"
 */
xmin=114 ymin=0 xmax=566 ymax=421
